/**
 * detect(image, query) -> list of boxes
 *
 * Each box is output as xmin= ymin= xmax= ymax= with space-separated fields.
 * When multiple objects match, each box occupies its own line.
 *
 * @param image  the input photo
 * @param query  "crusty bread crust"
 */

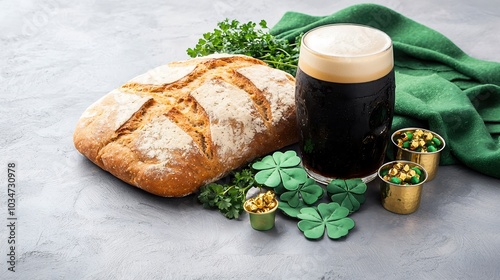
xmin=73 ymin=54 xmax=298 ymax=197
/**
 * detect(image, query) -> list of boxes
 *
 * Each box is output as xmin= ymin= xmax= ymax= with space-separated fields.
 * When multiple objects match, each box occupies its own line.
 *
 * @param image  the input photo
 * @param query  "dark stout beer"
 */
xmin=296 ymin=24 xmax=395 ymax=183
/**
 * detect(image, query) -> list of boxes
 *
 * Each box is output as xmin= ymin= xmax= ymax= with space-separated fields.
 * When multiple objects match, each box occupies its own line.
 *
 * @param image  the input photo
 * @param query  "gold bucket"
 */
xmin=244 ymin=197 xmax=278 ymax=231
xmin=378 ymin=160 xmax=428 ymax=214
xmin=391 ymin=127 xmax=445 ymax=181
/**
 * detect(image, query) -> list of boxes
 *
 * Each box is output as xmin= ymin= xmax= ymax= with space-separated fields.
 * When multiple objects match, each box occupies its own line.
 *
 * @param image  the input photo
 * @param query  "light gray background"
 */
xmin=1 ymin=0 xmax=500 ymax=279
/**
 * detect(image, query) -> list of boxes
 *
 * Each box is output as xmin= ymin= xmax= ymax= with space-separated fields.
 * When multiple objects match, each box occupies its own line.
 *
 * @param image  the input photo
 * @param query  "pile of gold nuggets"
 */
xmin=380 ymin=162 xmax=424 ymax=185
xmin=244 ymin=190 xmax=278 ymax=214
xmin=394 ymin=129 xmax=443 ymax=153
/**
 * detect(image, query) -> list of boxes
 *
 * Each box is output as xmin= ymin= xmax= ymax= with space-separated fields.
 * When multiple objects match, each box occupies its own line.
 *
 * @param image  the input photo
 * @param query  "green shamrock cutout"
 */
xmin=252 ymin=151 xmax=307 ymax=190
xmin=297 ymin=202 xmax=355 ymax=240
xmin=278 ymin=200 xmax=308 ymax=218
xmin=326 ymin=179 xmax=367 ymax=213
xmin=280 ymin=178 xmax=324 ymax=207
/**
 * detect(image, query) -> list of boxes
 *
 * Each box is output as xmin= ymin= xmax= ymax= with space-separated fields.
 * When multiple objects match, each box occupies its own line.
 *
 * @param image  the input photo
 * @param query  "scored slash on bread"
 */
xmin=73 ymin=54 xmax=298 ymax=197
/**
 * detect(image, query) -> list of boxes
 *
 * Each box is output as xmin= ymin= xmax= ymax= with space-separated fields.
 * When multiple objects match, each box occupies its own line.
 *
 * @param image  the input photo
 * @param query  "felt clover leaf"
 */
xmin=297 ymin=203 xmax=355 ymax=240
xmin=278 ymin=199 xmax=308 ymax=218
xmin=280 ymin=178 xmax=324 ymax=207
xmin=326 ymin=179 xmax=367 ymax=213
xmin=252 ymin=151 xmax=307 ymax=190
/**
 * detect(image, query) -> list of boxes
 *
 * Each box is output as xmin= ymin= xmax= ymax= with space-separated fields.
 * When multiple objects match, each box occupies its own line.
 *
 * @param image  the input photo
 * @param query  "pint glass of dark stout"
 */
xmin=295 ymin=24 xmax=395 ymax=184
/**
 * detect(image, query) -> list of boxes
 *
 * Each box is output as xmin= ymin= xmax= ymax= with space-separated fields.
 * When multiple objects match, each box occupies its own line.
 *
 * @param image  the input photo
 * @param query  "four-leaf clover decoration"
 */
xmin=327 ymin=179 xmax=367 ymax=213
xmin=297 ymin=203 xmax=355 ymax=240
xmin=252 ymin=151 xmax=307 ymax=190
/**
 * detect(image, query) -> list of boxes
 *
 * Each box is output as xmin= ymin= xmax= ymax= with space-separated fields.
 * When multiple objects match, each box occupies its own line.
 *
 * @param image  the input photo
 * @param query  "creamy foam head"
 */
xmin=298 ymin=24 xmax=393 ymax=83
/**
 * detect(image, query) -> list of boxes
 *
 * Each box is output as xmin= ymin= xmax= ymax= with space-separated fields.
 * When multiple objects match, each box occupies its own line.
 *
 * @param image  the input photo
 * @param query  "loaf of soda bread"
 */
xmin=73 ymin=54 xmax=298 ymax=197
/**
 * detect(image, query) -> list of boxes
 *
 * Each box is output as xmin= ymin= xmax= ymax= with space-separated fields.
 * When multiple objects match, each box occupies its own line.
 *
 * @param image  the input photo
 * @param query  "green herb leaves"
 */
xmin=198 ymin=169 xmax=259 ymax=219
xmin=186 ymin=19 xmax=302 ymax=76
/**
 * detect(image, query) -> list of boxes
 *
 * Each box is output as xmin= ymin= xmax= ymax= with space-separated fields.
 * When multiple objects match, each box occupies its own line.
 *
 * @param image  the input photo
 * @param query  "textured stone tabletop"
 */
xmin=1 ymin=0 xmax=500 ymax=279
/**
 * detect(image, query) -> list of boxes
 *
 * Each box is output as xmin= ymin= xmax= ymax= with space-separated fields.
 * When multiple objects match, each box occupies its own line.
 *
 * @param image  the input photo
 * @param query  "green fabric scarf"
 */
xmin=270 ymin=3 xmax=500 ymax=179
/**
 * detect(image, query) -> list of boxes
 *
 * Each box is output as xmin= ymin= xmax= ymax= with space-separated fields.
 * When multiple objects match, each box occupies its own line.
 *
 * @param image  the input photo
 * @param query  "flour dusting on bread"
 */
xmin=135 ymin=115 xmax=195 ymax=162
xmin=236 ymin=65 xmax=295 ymax=125
xmin=130 ymin=64 xmax=197 ymax=85
xmin=191 ymin=79 xmax=266 ymax=161
xmin=111 ymin=90 xmax=153 ymax=130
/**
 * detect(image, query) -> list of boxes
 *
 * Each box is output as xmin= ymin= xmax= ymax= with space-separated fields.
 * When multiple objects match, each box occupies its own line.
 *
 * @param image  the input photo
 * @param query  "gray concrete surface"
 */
xmin=2 ymin=0 xmax=500 ymax=279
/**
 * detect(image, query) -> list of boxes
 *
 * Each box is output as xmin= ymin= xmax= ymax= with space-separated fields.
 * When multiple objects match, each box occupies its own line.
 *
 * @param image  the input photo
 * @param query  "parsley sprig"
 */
xmin=186 ymin=19 xmax=302 ymax=76
xmin=198 ymin=168 xmax=261 ymax=219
